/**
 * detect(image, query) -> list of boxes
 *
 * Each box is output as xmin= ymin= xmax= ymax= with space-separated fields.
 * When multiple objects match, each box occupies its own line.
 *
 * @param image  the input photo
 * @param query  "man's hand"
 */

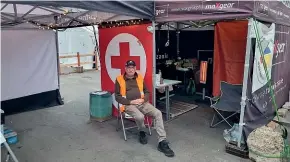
xmin=130 ymin=99 xmax=139 ymax=105
xmin=130 ymin=99 xmax=145 ymax=105
xmin=136 ymin=99 xmax=144 ymax=104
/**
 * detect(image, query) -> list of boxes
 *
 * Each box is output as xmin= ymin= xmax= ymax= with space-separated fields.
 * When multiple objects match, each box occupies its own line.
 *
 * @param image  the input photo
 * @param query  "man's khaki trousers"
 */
xmin=125 ymin=102 xmax=166 ymax=142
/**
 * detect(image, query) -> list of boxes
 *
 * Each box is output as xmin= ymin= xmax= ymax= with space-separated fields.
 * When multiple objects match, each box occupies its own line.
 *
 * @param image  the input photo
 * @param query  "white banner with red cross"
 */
xmin=99 ymin=24 xmax=153 ymax=122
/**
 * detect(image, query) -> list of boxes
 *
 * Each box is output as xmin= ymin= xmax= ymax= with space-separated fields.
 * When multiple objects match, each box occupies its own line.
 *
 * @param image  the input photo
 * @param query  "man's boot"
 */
xmin=139 ymin=131 xmax=147 ymax=144
xmin=158 ymin=140 xmax=175 ymax=157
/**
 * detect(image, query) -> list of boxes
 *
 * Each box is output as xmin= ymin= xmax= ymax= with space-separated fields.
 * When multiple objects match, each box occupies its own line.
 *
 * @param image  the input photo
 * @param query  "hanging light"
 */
xmin=165 ymin=24 xmax=170 ymax=47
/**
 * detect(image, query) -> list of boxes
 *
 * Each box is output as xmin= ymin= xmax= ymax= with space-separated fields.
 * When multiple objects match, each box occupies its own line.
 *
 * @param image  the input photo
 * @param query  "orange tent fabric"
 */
xmin=212 ymin=20 xmax=248 ymax=96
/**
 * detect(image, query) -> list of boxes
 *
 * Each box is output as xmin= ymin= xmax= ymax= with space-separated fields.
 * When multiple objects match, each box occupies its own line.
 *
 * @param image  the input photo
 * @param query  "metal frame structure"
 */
xmin=1 ymin=1 xmax=152 ymax=29
xmin=237 ymin=18 xmax=253 ymax=147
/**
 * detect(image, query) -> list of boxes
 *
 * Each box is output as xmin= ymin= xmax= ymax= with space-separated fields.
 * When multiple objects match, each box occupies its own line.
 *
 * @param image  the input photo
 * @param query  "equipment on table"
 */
xmin=159 ymin=69 xmax=163 ymax=84
xmin=155 ymin=70 xmax=162 ymax=86
xmin=89 ymin=91 xmax=112 ymax=122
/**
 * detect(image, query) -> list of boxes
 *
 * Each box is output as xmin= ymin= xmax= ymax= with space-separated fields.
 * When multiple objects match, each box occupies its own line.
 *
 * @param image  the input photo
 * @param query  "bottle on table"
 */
xmin=159 ymin=69 xmax=163 ymax=84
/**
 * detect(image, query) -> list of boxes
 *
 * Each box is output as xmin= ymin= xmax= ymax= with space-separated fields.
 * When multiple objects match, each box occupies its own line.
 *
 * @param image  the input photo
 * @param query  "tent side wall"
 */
xmin=155 ymin=1 xmax=290 ymax=142
xmin=1 ymin=29 xmax=62 ymax=115
xmin=243 ymin=22 xmax=290 ymax=137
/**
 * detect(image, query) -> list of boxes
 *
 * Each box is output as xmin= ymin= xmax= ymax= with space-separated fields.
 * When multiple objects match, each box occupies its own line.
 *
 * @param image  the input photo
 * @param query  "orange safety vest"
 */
xmin=116 ymin=73 xmax=144 ymax=112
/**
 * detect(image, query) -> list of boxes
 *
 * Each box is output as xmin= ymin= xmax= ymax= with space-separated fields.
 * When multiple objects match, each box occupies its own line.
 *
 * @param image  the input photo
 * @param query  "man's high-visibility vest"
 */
xmin=116 ymin=73 xmax=144 ymax=112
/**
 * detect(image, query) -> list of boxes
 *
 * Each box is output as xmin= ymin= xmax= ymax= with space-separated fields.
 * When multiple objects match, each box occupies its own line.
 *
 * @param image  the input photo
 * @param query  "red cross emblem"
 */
xmin=111 ymin=42 xmax=141 ymax=74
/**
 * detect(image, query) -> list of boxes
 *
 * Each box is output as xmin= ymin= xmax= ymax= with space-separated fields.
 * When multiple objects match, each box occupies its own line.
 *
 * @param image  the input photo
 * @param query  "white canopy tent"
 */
xmin=1 ymin=3 xmax=142 ymax=30
xmin=1 ymin=1 xmax=154 ymax=114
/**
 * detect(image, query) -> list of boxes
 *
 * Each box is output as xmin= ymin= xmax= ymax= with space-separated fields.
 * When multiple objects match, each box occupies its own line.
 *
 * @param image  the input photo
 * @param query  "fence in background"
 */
xmin=59 ymin=52 xmax=99 ymax=74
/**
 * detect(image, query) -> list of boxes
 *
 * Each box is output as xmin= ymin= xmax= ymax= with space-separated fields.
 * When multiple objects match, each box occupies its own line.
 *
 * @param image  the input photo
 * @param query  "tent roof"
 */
xmin=1 ymin=1 xmax=154 ymax=29
xmin=155 ymin=1 xmax=290 ymax=26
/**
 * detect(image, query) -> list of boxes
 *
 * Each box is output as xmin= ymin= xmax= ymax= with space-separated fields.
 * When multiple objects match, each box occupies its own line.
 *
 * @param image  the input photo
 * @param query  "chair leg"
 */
xmin=215 ymin=110 xmax=234 ymax=127
xmin=211 ymin=110 xmax=236 ymax=128
xmin=4 ymin=142 xmax=19 ymax=162
xmin=146 ymin=116 xmax=152 ymax=136
xmin=120 ymin=111 xmax=127 ymax=141
xmin=116 ymin=110 xmax=120 ymax=131
xmin=210 ymin=113 xmax=216 ymax=128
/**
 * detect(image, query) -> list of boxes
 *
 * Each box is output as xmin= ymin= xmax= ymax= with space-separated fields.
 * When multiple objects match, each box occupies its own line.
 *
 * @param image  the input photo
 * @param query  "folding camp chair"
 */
xmin=209 ymin=82 xmax=242 ymax=128
xmin=116 ymin=103 xmax=152 ymax=141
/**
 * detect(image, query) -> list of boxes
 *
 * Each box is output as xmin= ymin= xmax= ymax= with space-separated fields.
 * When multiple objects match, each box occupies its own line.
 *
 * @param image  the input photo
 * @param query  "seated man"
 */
xmin=114 ymin=60 xmax=175 ymax=157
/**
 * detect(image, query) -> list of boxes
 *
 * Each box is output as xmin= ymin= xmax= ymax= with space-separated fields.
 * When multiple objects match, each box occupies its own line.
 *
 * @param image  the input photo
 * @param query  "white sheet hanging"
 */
xmin=1 ymin=30 xmax=58 ymax=101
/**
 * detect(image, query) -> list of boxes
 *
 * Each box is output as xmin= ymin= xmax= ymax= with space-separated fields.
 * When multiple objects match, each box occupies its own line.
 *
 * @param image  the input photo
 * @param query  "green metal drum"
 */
xmin=89 ymin=91 xmax=112 ymax=122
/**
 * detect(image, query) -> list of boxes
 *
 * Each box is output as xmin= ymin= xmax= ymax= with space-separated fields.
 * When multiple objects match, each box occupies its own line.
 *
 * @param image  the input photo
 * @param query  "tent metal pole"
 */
xmin=92 ymin=25 xmax=100 ymax=70
xmin=237 ymin=18 xmax=253 ymax=148
xmin=152 ymin=0 xmax=156 ymax=108
xmin=152 ymin=21 xmax=156 ymax=107
xmin=54 ymin=16 xmax=60 ymax=89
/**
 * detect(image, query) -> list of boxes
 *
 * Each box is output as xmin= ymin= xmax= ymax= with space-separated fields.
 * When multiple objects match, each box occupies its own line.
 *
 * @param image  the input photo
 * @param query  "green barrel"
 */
xmin=89 ymin=91 xmax=112 ymax=122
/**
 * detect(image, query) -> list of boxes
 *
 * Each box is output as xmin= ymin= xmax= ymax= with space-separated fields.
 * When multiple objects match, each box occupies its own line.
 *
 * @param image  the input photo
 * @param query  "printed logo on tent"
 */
xmin=205 ymin=2 xmax=235 ymax=10
xmin=202 ymin=0 xmax=238 ymax=14
xmin=260 ymin=44 xmax=272 ymax=68
xmin=274 ymin=40 xmax=286 ymax=58
xmin=255 ymin=1 xmax=270 ymax=16
xmin=272 ymin=30 xmax=289 ymax=65
xmin=256 ymin=39 xmax=273 ymax=85
xmin=155 ymin=5 xmax=169 ymax=17
xmin=281 ymin=0 xmax=290 ymax=8
xmin=170 ymin=5 xmax=202 ymax=12
xmin=252 ymin=22 xmax=275 ymax=93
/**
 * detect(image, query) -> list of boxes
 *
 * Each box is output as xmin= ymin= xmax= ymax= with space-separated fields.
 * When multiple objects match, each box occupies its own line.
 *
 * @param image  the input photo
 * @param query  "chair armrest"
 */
xmin=209 ymin=96 xmax=220 ymax=106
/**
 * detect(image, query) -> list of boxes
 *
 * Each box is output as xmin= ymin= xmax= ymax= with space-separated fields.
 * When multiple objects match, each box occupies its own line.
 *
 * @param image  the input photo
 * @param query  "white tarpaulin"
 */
xmin=252 ymin=22 xmax=275 ymax=93
xmin=1 ymin=30 xmax=58 ymax=101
